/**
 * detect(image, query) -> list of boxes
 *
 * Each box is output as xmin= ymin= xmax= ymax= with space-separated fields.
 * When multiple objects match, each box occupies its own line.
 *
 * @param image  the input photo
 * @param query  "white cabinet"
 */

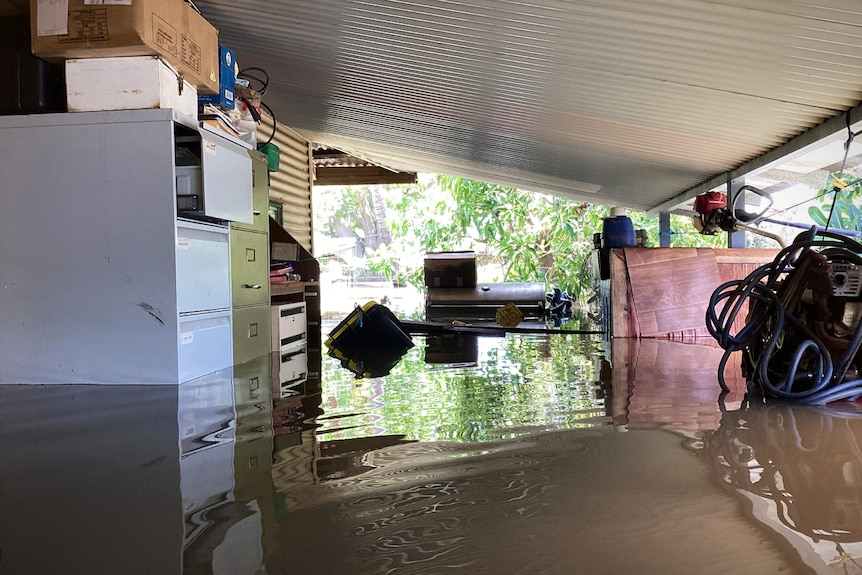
xmin=270 ymin=301 xmax=308 ymax=394
xmin=271 ymin=302 xmax=308 ymax=350
xmin=0 ymin=109 xmax=250 ymax=384
xmin=197 ymin=128 xmax=254 ymax=224
xmin=276 ymin=345 xmax=308 ymax=389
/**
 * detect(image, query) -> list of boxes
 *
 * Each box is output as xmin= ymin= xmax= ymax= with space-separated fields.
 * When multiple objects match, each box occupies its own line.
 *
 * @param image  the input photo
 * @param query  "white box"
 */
xmin=66 ymin=56 xmax=198 ymax=121
xmin=271 ymin=302 xmax=307 ymax=352
xmin=277 ymin=344 xmax=308 ymax=387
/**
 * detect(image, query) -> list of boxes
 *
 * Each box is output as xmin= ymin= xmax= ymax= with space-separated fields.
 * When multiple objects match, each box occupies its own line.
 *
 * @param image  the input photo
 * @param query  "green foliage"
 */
xmin=319 ymin=333 xmax=602 ymax=442
xmin=316 ymin=185 xmax=369 ymax=236
xmin=628 ymin=211 xmax=726 ymax=249
xmin=808 ymin=173 xmax=862 ymax=231
xmin=314 ymin=175 xmax=725 ymax=304
xmin=435 ymin=175 xmax=597 ymax=299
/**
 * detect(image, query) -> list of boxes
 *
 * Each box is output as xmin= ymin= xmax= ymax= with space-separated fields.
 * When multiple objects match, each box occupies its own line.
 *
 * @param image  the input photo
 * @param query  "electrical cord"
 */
xmin=825 ymin=112 xmax=862 ymax=231
xmin=745 ymin=112 xmax=861 ymax=225
xmin=259 ymin=101 xmax=277 ymax=147
xmin=707 ymin=228 xmax=862 ymax=405
xmin=238 ymin=67 xmax=270 ymax=96
xmin=234 ymin=65 xmax=276 ymax=149
xmin=766 ymin=188 xmax=835 ymax=221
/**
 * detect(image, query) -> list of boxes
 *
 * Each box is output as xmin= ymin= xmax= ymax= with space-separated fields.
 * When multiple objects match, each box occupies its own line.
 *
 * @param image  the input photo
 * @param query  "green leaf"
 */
xmin=809 ymin=205 xmax=828 ymax=227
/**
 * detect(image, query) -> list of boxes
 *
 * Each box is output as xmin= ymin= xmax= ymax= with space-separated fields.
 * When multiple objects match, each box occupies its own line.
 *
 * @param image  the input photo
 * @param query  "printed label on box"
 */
xmin=181 ymin=34 xmax=202 ymax=74
xmin=37 ymin=0 xmax=69 ymax=36
xmin=177 ymin=237 xmax=191 ymax=250
xmin=180 ymin=333 xmax=194 ymax=345
xmin=58 ymin=8 xmax=109 ymax=43
xmin=152 ymin=14 xmax=178 ymax=57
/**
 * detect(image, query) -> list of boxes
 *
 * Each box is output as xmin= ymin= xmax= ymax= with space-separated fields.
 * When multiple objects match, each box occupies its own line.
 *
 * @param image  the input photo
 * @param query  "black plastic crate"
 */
xmin=325 ymin=301 xmax=414 ymax=356
xmin=0 ymin=16 xmax=66 ymax=115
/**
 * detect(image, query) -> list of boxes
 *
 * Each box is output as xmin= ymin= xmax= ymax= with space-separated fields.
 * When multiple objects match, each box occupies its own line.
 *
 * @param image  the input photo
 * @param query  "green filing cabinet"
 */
xmin=231 ymin=151 xmax=272 ymax=365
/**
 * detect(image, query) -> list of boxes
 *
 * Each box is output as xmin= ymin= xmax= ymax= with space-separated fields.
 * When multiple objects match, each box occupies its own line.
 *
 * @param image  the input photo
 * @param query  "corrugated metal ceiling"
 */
xmin=191 ymin=1 xmax=862 ymax=210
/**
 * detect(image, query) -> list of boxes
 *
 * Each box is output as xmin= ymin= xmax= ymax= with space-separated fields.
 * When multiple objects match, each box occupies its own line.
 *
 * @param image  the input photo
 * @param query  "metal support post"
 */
xmin=659 ymin=211 xmax=671 ymax=247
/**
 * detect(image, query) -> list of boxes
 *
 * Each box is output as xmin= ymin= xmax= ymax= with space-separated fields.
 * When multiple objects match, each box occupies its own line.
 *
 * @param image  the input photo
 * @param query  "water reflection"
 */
xmin=0 ymin=332 xmax=840 ymax=574
xmin=606 ymin=337 xmax=748 ymax=431
xmin=0 ymin=384 xmax=185 ymax=575
xmin=704 ymin=402 xmax=862 ymax=572
xmin=319 ymin=332 xmax=607 ymax=442
xmin=424 ymin=332 xmax=479 ymax=367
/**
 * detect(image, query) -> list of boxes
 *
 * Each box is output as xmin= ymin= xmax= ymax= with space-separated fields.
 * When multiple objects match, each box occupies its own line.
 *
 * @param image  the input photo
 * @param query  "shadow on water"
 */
xmin=4 ymin=331 xmax=862 ymax=573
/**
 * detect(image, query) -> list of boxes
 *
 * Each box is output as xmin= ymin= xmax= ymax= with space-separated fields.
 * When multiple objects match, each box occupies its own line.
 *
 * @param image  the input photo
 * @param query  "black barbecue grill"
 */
xmin=425 ymin=283 xmax=546 ymax=322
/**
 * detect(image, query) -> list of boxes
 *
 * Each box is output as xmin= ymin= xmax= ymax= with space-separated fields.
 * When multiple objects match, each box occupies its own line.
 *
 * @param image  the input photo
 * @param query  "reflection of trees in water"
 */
xmin=704 ymin=402 xmax=862 ymax=566
xmin=320 ymin=333 xmax=603 ymax=443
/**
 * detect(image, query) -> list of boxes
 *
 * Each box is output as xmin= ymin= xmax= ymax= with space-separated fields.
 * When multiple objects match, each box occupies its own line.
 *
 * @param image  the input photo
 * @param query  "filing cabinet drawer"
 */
xmin=177 ymin=311 xmax=233 ymax=383
xmin=230 ymin=152 xmax=269 ymax=234
xmin=271 ymin=302 xmax=307 ymax=351
xmin=231 ymin=229 xmax=269 ymax=307
xmin=233 ymin=353 xmax=271 ymax=404
xmin=176 ymin=220 xmax=231 ymax=314
xmin=232 ymin=304 xmax=271 ymax=365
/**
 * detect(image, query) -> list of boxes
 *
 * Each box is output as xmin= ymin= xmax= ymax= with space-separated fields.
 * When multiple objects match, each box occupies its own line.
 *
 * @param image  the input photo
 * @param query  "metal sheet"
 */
xmin=193 ymin=0 xmax=862 ymax=211
xmin=258 ymin=114 xmax=315 ymax=251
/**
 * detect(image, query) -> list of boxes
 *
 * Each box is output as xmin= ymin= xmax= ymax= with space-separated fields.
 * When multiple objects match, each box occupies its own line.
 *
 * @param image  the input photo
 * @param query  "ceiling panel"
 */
xmin=192 ymin=0 xmax=862 ymax=210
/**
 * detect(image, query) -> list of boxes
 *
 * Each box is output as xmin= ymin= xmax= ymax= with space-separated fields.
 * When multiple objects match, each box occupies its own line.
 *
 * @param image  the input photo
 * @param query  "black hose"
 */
xmin=707 ymin=228 xmax=862 ymax=405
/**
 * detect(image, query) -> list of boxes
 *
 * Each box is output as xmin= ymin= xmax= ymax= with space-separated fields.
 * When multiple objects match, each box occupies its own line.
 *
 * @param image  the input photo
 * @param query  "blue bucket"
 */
xmin=602 ymin=216 xmax=636 ymax=248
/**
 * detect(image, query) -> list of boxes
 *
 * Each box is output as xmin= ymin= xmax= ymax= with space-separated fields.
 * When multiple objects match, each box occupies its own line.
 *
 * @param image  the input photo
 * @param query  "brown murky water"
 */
xmin=1 ymin=331 xmax=859 ymax=574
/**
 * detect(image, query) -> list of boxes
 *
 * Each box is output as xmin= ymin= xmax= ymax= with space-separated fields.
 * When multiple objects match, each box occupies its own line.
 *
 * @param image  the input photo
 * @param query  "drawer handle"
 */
xmin=242 ymin=283 xmax=262 ymax=289
xmin=281 ymin=333 xmax=305 ymax=347
xmin=253 ymin=210 xmax=261 ymax=215
xmin=282 ymin=349 xmax=305 ymax=362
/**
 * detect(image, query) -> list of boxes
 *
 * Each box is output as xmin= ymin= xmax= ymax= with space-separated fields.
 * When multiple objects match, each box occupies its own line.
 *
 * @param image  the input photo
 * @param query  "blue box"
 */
xmin=198 ymin=45 xmax=236 ymax=109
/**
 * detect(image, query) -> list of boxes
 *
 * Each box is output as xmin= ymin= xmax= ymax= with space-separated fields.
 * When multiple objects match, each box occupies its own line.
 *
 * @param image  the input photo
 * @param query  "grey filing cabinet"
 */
xmin=230 ymin=151 xmax=272 ymax=365
xmin=0 ymin=109 xmax=252 ymax=384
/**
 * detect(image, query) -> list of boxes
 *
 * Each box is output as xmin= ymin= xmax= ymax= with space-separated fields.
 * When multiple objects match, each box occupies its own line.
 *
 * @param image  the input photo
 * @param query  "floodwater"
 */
xmin=2 ymin=328 xmax=862 ymax=574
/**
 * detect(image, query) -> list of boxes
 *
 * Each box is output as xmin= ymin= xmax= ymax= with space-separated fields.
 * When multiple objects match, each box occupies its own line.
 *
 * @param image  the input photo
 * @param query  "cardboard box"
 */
xmin=198 ymin=44 xmax=235 ymax=109
xmin=66 ymin=56 xmax=198 ymax=120
xmin=424 ymin=251 xmax=477 ymax=288
xmin=271 ymin=242 xmax=298 ymax=262
xmin=30 ymin=0 xmax=218 ymax=94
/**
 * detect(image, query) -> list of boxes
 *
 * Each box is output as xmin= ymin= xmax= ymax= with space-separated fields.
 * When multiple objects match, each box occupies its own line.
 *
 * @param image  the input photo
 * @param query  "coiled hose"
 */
xmin=706 ymin=228 xmax=862 ymax=405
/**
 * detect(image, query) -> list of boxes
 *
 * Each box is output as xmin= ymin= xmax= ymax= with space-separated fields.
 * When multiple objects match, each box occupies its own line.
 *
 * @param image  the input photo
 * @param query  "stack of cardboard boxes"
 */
xmin=28 ymin=0 xmax=230 ymax=122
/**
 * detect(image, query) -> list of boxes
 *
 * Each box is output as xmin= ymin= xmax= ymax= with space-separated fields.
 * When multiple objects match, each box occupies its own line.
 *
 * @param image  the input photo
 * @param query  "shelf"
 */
xmin=270 ymin=281 xmax=319 ymax=298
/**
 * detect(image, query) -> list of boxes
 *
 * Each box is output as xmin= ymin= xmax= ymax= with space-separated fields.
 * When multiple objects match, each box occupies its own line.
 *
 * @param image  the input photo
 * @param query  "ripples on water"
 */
xmin=4 ymin=334 xmax=862 ymax=573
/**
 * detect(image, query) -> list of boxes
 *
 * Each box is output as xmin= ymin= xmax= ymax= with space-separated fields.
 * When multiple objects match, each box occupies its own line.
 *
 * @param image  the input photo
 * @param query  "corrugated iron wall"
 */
xmin=258 ymin=114 xmax=315 ymax=253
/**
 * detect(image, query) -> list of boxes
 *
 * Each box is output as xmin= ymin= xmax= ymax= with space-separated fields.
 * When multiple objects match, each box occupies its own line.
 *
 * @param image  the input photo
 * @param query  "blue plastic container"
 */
xmin=602 ymin=216 xmax=636 ymax=248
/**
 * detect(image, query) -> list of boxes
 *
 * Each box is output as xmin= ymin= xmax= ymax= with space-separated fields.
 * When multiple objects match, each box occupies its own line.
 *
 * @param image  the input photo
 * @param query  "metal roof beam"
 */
xmin=314 ymin=166 xmax=417 ymax=186
xmin=647 ymin=104 xmax=862 ymax=217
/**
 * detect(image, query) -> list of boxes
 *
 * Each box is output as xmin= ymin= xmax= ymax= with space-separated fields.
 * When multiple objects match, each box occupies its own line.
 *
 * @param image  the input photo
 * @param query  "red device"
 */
xmin=694 ymin=191 xmax=727 ymax=215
